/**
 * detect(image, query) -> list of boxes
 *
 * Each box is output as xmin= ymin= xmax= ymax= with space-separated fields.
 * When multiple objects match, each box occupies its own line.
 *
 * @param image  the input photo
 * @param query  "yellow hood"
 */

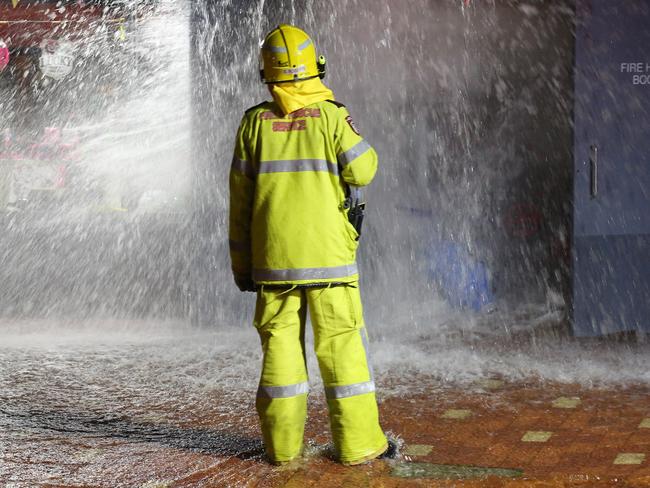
xmin=269 ymin=78 xmax=335 ymax=115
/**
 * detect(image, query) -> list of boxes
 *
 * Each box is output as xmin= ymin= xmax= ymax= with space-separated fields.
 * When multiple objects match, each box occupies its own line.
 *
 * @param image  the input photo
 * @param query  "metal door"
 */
xmin=573 ymin=0 xmax=650 ymax=336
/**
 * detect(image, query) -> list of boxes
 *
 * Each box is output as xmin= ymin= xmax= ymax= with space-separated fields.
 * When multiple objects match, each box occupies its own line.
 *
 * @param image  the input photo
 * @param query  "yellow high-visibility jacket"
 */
xmin=229 ymin=99 xmax=378 ymax=285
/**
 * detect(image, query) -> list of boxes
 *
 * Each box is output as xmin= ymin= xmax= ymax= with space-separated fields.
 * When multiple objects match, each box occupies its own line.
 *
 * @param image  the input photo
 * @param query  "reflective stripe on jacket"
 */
xmin=229 ymin=99 xmax=378 ymax=285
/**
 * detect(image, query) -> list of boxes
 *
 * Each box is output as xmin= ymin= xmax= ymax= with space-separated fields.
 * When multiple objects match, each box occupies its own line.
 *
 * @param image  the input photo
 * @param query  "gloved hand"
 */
xmin=234 ymin=273 xmax=256 ymax=292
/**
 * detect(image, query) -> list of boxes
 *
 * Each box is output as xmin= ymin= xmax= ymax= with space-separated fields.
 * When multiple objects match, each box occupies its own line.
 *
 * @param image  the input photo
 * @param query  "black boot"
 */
xmin=379 ymin=438 xmax=399 ymax=460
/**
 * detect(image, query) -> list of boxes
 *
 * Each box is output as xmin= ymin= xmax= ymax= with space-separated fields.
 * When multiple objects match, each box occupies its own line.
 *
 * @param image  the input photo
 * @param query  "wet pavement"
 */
xmin=1 ymin=327 xmax=650 ymax=487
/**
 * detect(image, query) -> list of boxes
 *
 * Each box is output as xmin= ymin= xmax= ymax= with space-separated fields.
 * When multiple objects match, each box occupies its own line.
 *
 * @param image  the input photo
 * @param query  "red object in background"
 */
xmin=0 ymin=38 xmax=9 ymax=71
xmin=464 ymin=0 xmax=471 ymax=6
xmin=503 ymin=202 xmax=543 ymax=239
xmin=1 ymin=127 xmax=79 ymax=162
xmin=0 ymin=1 xmax=115 ymax=49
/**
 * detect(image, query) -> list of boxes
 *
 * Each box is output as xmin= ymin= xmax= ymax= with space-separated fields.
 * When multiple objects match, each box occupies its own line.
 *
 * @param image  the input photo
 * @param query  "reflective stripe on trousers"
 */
xmin=258 ymin=328 xmax=375 ymax=401
xmin=325 ymin=380 xmax=375 ymax=399
xmin=257 ymin=381 xmax=309 ymax=399
xmin=325 ymin=327 xmax=375 ymax=399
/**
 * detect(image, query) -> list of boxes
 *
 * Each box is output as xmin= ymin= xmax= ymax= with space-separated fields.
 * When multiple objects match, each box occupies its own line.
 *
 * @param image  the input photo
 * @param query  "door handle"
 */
xmin=589 ymin=144 xmax=598 ymax=198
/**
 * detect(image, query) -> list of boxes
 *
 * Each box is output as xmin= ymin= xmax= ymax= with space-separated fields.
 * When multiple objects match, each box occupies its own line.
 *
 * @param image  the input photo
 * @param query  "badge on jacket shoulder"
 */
xmin=345 ymin=115 xmax=360 ymax=135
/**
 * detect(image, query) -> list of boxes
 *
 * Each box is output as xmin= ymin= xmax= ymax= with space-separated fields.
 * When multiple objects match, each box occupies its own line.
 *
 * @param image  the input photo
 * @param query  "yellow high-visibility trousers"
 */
xmin=253 ymin=283 xmax=387 ymax=464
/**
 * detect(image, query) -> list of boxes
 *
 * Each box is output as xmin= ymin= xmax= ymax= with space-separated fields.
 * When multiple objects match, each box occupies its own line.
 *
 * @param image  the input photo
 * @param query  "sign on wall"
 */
xmin=39 ymin=40 xmax=76 ymax=80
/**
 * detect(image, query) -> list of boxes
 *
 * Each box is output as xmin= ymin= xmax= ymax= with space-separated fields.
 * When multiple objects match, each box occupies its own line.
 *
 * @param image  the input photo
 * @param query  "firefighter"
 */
xmin=228 ymin=25 xmax=390 ymax=465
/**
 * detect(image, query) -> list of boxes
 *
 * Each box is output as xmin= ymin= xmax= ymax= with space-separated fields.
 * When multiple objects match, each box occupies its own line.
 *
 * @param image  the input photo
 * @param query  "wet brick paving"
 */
xmin=2 ymin=378 xmax=650 ymax=487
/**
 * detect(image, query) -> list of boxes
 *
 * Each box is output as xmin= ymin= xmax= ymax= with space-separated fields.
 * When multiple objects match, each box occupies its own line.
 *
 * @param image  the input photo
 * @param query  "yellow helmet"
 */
xmin=260 ymin=24 xmax=326 ymax=84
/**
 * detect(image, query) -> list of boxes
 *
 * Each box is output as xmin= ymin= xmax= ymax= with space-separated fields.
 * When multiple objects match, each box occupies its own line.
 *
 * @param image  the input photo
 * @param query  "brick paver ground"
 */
xmin=3 ymin=377 xmax=650 ymax=487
